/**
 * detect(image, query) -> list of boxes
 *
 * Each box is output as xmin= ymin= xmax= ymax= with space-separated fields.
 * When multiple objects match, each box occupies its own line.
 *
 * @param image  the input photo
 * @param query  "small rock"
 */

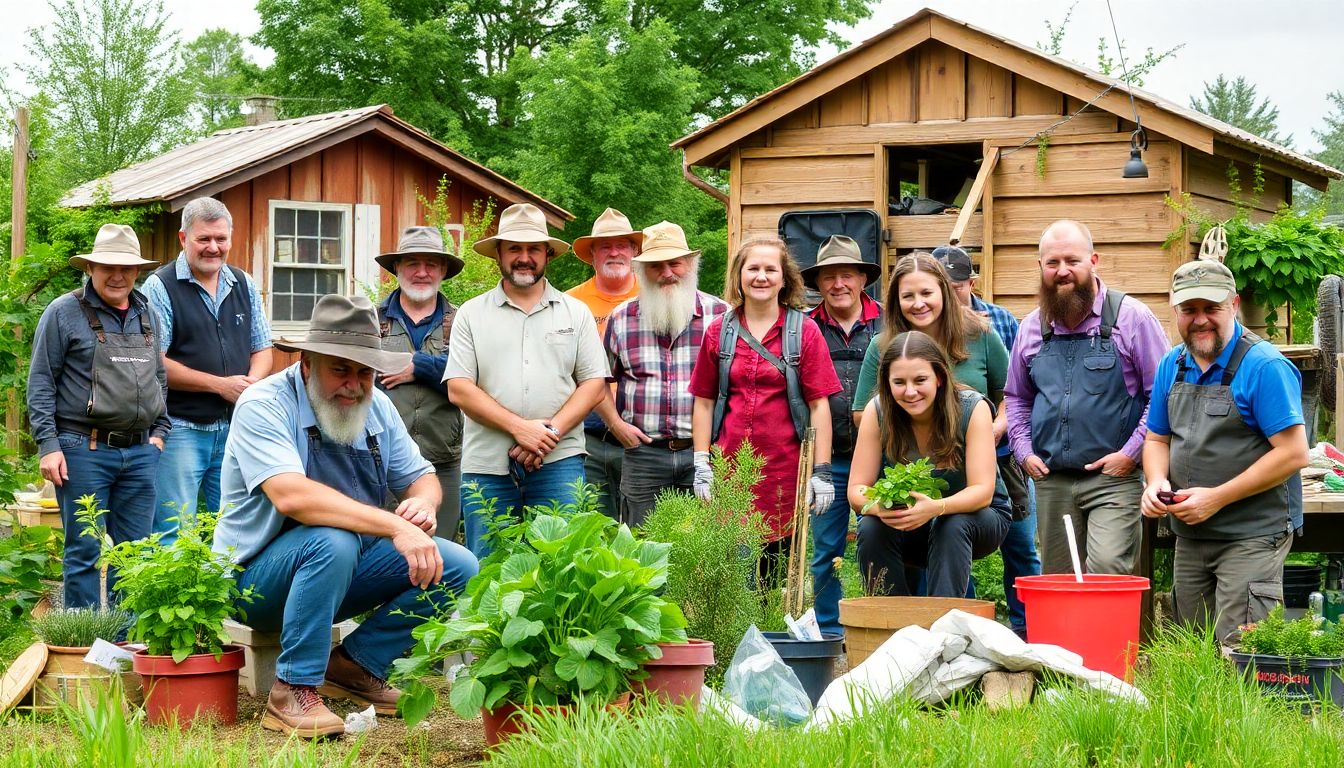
xmin=981 ymin=670 xmax=1035 ymax=711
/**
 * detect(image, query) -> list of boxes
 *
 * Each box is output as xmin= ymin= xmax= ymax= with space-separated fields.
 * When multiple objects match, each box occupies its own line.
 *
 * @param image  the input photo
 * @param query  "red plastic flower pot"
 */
xmin=482 ymin=691 xmax=631 ymax=747
xmin=639 ymin=639 xmax=715 ymax=707
xmin=132 ymin=645 xmax=245 ymax=728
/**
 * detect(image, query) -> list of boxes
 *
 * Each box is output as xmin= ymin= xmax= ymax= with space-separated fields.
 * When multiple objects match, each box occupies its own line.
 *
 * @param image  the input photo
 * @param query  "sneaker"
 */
xmin=261 ymin=680 xmax=345 ymax=738
xmin=319 ymin=645 xmax=402 ymax=716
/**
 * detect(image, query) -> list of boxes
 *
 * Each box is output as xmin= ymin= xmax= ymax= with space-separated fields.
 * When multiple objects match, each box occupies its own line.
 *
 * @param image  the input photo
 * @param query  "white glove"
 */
xmin=807 ymin=463 xmax=834 ymax=514
xmin=693 ymin=451 xmax=713 ymax=502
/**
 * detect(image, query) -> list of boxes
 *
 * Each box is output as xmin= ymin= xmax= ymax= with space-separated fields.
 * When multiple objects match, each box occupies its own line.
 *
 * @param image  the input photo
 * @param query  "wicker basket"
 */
xmin=839 ymin=596 xmax=997 ymax=667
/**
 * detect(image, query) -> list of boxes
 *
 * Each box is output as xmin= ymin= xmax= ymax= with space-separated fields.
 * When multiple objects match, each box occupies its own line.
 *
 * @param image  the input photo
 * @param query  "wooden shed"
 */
xmin=674 ymin=8 xmax=1341 ymax=326
xmin=63 ymin=104 xmax=572 ymax=367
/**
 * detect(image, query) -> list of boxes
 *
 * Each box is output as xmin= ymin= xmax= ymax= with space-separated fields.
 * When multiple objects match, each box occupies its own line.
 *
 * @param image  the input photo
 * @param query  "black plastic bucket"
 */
xmin=1229 ymin=651 xmax=1344 ymax=713
xmin=762 ymin=632 xmax=844 ymax=705
xmin=1283 ymin=565 xmax=1323 ymax=608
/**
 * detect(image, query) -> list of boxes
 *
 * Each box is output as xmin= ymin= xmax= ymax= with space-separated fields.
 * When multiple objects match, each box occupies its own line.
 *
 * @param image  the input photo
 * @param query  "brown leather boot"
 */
xmin=318 ymin=644 xmax=402 ymax=716
xmin=261 ymin=680 xmax=345 ymax=738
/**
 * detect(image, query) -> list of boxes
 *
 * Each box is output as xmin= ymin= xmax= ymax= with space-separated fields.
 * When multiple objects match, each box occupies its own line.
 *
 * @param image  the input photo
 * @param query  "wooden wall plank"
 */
xmin=219 ymin=185 xmax=252 ymax=275
xmin=321 ymin=143 xmax=358 ymax=203
xmin=820 ymin=77 xmax=868 ymax=127
xmin=991 ymin=243 xmax=1172 ymax=295
xmin=918 ymin=42 xmax=965 ymax=121
xmin=776 ymin=101 xmax=820 ymax=132
xmin=729 ymin=148 xmax=743 ymax=258
xmin=994 ymin=140 xmax=1174 ymax=197
xmin=965 ymin=57 xmax=1012 ymax=119
xmin=768 ymin=111 xmax=1117 ymax=147
xmin=357 ymin=135 xmax=396 ymax=253
xmin=981 ymin=156 xmax=995 ymax=300
xmin=249 ymin=168 xmax=289 ymax=296
xmin=1185 ymin=151 xmax=1288 ymax=213
xmin=889 ymin=213 xmax=981 ymax=249
xmin=739 ymin=154 xmax=875 ymax=205
xmin=867 ymin=53 xmax=917 ymax=124
xmin=993 ymin=193 xmax=1172 ymax=246
xmin=1013 ymin=75 xmax=1063 ymax=116
xmin=288 ymin=154 xmax=322 ymax=201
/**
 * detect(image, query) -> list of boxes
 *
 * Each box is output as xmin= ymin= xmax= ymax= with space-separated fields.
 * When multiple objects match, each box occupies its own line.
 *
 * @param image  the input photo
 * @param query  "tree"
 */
xmin=1039 ymin=1 xmax=1181 ymax=88
xmin=20 ymin=0 xmax=192 ymax=185
xmin=1305 ymin=91 xmax=1344 ymax=215
xmin=181 ymin=29 xmax=262 ymax=134
xmin=1189 ymin=75 xmax=1292 ymax=147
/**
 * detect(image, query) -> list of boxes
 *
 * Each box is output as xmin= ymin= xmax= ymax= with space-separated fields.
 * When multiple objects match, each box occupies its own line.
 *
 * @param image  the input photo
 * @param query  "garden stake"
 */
xmin=786 ymin=428 xmax=816 ymax=618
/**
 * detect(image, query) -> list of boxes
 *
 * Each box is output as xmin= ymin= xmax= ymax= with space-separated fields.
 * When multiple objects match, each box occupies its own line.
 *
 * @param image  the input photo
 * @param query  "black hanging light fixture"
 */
xmin=1123 ymin=126 xmax=1149 ymax=178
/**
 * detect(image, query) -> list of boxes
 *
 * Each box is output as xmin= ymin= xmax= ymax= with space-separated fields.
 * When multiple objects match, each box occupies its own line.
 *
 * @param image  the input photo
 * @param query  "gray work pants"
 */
xmin=1034 ymin=470 xmax=1142 ymax=575
xmin=434 ymin=460 xmax=463 ymax=543
xmin=584 ymin=434 xmax=624 ymax=520
xmin=1174 ymin=531 xmax=1292 ymax=645
xmin=619 ymin=443 xmax=696 ymax=529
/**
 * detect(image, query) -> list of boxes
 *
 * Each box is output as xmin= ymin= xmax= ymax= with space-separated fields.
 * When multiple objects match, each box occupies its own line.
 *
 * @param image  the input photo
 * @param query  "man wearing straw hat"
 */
xmin=567 ymin=208 xmax=643 ymax=519
xmin=214 ymin=294 xmax=478 ymax=738
xmin=445 ymin=203 xmax=609 ymax=557
xmin=375 ymin=225 xmax=467 ymax=539
xmin=800 ymin=234 xmax=882 ymax=637
xmin=28 ymin=223 xmax=170 ymax=609
xmin=603 ymin=220 xmax=728 ymax=527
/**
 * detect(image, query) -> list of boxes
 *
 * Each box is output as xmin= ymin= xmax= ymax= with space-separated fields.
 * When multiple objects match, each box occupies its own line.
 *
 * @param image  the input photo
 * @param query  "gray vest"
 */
xmin=811 ymin=306 xmax=881 ymax=457
xmin=377 ymin=295 xmax=462 ymax=465
xmin=1028 ymin=290 xmax=1145 ymax=471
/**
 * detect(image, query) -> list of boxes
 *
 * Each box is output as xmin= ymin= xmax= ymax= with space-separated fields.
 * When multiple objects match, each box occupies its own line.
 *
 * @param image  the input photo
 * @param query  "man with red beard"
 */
xmin=603 ymin=221 xmax=727 ymax=526
xmin=1004 ymin=220 xmax=1169 ymax=576
xmin=1141 ymin=260 xmax=1306 ymax=644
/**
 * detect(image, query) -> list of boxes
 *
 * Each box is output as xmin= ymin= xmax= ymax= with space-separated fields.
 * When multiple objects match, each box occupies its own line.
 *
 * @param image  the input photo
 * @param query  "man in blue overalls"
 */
xmin=214 ymin=294 xmax=478 ymax=738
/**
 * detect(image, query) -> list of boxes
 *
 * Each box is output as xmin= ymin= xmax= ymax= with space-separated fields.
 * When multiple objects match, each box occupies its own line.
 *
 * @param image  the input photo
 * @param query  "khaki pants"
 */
xmin=1174 ymin=531 xmax=1292 ymax=645
xmin=1034 ymin=470 xmax=1142 ymax=575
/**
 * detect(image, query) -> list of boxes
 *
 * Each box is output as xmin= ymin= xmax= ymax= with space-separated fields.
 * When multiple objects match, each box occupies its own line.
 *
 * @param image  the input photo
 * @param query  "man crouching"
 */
xmin=213 ymin=294 xmax=478 ymax=737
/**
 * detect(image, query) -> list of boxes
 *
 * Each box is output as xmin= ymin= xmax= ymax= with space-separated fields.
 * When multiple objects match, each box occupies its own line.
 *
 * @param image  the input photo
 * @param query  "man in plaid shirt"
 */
xmin=601 ymin=221 xmax=728 ymax=526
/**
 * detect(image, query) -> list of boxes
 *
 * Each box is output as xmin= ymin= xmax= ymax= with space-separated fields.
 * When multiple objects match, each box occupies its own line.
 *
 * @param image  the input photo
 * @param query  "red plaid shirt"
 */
xmin=604 ymin=291 xmax=729 ymax=440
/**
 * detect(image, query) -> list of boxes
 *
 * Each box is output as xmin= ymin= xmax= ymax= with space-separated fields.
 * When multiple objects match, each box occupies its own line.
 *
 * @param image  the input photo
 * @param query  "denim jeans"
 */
xmin=1000 ymin=482 xmax=1041 ymax=635
xmin=54 ymin=432 xmax=159 ymax=609
xmin=583 ymin=434 xmax=624 ymax=521
xmin=811 ymin=456 xmax=852 ymax=636
xmin=153 ymin=422 xmax=229 ymax=543
xmin=618 ymin=444 xmax=696 ymax=529
xmin=235 ymin=525 xmax=478 ymax=687
xmin=461 ymin=454 xmax=585 ymax=558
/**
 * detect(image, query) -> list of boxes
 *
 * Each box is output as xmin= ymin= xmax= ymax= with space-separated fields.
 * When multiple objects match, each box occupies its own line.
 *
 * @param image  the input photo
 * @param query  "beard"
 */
xmin=595 ymin=257 xmax=631 ymax=282
xmin=306 ymin=372 xmax=373 ymax=446
xmin=399 ymin=282 xmax=440 ymax=303
xmin=1182 ymin=324 xmax=1228 ymax=360
xmin=1039 ymin=273 xmax=1096 ymax=328
xmin=505 ymin=260 xmax=545 ymax=288
xmin=636 ymin=262 xmax=700 ymax=337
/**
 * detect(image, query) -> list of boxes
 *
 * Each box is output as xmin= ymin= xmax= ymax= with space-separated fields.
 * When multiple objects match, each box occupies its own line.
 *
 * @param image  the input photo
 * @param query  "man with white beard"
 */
xmin=603 ymin=221 xmax=728 ymax=526
xmin=214 ymin=294 xmax=477 ymax=738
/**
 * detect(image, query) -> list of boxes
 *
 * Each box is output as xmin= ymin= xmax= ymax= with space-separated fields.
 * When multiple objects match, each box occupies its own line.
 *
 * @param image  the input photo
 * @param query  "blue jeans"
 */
xmin=811 ymin=457 xmax=852 ymax=636
xmin=461 ymin=454 xmax=585 ymax=558
xmin=236 ymin=525 xmax=478 ymax=687
xmin=54 ymin=432 xmax=159 ymax=609
xmin=152 ymin=423 xmax=229 ymax=543
xmin=1000 ymin=482 xmax=1041 ymax=635
xmin=583 ymin=434 xmax=623 ymax=521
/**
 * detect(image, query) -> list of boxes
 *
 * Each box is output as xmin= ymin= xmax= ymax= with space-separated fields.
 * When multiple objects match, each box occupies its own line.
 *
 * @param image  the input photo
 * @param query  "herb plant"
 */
xmin=861 ymin=458 xmax=950 ymax=514
xmin=31 ymin=607 xmax=132 ymax=648
xmin=1238 ymin=606 xmax=1344 ymax=658
xmin=0 ymin=523 xmax=62 ymax=620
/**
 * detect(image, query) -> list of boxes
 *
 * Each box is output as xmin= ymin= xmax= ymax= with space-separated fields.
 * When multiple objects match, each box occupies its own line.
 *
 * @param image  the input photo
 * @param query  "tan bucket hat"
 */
xmin=801 ymin=235 xmax=880 ymax=289
xmin=375 ymin=226 xmax=465 ymax=279
xmin=68 ymin=224 xmax=156 ymax=271
xmin=274 ymin=294 xmax=412 ymax=373
xmin=472 ymin=203 xmax=570 ymax=259
xmin=571 ymin=208 xmax=644 ymax=264
xmin=632 ymin=221 xmax=701 ymax=263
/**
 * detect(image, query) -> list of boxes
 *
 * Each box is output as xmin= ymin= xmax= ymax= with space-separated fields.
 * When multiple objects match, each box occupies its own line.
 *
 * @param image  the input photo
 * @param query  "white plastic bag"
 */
xmin=785 ymin=609 xmax=823 ymax=641
xmin=722 ymin=625 xmax=812 ymax=726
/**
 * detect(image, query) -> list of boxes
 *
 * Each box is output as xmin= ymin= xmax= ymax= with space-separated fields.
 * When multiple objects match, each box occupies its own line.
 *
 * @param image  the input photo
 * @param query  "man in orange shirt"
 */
xmin=566 ymin=208 xmax=643 ymax=518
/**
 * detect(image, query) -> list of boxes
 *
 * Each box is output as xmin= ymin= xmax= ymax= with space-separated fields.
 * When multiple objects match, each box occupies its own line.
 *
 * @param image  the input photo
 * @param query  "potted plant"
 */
xmin=394 ymin=485 xmax=687 ymax=745
xmin=80 ymin=497 xmax=254 ymax=727
xmin=1229 ymin=605 xmax=1344 ymax=712
xmin=29 ymin=607 xmax=137 ymax=709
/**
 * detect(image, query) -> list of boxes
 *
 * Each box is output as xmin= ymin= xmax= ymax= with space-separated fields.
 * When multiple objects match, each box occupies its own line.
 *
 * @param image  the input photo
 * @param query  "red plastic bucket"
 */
xmin=1015 ymin=574 xmax=1150 ymax=681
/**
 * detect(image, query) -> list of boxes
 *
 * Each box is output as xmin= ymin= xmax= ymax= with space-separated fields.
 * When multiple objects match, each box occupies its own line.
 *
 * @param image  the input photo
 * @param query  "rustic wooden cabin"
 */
xmin=63 ymin=104 xmax=572 ymax=368
xmin=673 ymin=8 xmax=1341 ymax=328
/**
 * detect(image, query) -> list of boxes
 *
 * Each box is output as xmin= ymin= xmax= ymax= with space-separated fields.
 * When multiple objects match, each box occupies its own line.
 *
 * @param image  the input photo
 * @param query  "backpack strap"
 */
xmin=1099 ymin=289 xmax=1126 ymax=340
xmin=781 ymin=308 xmax=810 ymax=441
xmin=711 ymin=312 xmax=740 ymax=444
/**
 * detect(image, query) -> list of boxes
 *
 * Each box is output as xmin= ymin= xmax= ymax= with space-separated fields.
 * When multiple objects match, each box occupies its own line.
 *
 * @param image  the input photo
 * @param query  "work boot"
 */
xmin=319 ymin=644 xmax=402 ymax=716
xmin=261 ymin=680 xmax=345 ymax=738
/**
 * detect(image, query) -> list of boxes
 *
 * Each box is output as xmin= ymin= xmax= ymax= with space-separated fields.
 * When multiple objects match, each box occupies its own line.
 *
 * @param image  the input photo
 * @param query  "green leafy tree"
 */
xmin=1039 ymin=1 xmax=1181 ymax=88
xmin=181 ymin=29 xmax=263 ymax=134
xmin=1189 ymin=75 xmax=1292 ymax=146
xmin=1304 ymin=91 xmax=1344 ymax=215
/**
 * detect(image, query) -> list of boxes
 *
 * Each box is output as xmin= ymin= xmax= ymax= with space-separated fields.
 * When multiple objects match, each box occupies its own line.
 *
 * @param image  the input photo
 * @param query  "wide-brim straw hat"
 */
xmin=68 ymin=223 xmax=157 ymax=271
xmin=801 ymin=235 xmax=880 ymax=289
xmin=571 ymin=208 xmax=644 ymax=264
xmin=375 ymin=226 xmax=465 ymax=280
xmin=472 ymin=203 xmax=570 ymax=259
xmin=274 ymin=294 xmax=411 ymax=373
xmin=632 ymin=221 xmax=700 ymax=263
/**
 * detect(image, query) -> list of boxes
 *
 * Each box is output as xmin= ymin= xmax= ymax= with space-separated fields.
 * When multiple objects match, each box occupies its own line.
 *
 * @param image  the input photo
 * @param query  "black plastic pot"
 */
xmin=762 ymin=632 xmax=844 ymax=705
xmin=1229 ymin=651 xmax=1344 ymax=713
xmin=1283 ymin=565 xmax=1323 ymax=609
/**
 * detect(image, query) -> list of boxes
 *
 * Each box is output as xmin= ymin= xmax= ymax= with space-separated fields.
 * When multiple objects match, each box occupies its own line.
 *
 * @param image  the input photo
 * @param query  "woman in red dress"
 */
xmin=689 ymin=236 xmax=841 ymax=584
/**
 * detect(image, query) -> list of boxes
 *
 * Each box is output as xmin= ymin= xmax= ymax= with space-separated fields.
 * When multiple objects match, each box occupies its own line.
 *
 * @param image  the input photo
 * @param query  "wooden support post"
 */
xmin=7 ymin=105 xmax=29 ymax=453
xmin=948 ymin=147 xmax=998 ymax=247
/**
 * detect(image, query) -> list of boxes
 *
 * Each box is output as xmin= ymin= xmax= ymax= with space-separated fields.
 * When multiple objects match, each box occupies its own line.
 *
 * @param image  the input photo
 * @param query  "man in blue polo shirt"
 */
xmin=1141 ymin=259 xmax=1308 ymax=645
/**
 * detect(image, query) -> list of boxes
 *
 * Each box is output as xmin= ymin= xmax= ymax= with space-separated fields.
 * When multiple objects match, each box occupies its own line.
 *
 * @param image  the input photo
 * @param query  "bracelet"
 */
xmin=938 ymin=499 xmax=947 ymax=517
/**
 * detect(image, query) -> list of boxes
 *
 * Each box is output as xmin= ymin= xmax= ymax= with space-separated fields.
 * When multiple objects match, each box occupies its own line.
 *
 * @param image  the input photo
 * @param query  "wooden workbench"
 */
xmin=0 ymin=503 xmax=62 ymax=529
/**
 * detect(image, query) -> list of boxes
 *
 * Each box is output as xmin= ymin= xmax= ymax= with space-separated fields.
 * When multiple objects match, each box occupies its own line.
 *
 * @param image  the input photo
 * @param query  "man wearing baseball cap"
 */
xmin=1141 ymin=259 xmax=1308 ymax=645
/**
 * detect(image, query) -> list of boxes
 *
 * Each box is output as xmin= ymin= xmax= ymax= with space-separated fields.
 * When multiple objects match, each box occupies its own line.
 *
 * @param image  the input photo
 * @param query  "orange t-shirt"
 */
xmin=566 ymin=277 xmax=639 ymax=339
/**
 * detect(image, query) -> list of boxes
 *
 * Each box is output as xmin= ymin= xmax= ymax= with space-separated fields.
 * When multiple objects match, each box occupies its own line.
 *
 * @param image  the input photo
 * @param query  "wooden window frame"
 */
xmin=268 ymin=200 xmax=354 ymax=333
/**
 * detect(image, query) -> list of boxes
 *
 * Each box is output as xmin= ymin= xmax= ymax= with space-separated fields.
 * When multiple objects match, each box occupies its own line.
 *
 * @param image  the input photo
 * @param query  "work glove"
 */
xmin=807 ymin=463 xmax=834 ymax=514
xmin=693 ymin=451 xmax=714 ymax=502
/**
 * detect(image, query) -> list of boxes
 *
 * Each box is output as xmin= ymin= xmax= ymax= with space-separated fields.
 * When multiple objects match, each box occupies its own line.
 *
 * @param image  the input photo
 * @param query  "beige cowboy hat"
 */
xmin=801 ymin=235 xmax=880 ymax=289
xmin=274 ymin=294 xmax=411 ymax=374
xmin=571 ymin=208 xmax=644 ymax=264
xmin=68 ymin=224 xmax=157 ymax=271
xmin=375 ymin=226 xmax=465 ymax=280
xmin=472 ymin=203 xmax=570 ymax=259
xmin=632 ymin=221 xmax=701 ymax=263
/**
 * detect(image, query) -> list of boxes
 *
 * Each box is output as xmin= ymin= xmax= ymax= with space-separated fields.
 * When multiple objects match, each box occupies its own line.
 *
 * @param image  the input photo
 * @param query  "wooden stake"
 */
xmin=786 ymin=427 xmax=817 ymax=618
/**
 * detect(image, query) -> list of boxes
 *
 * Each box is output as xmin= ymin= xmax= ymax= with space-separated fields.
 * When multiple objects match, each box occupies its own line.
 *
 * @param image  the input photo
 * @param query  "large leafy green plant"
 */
xmin=80 ymin=497 xmax=253 ymax=662
xmin=1220 ymin=210 xmax=1344 ymax=336
xmin=394 ymin=485 xmax=687 ymax=726
xmin=1239 ymin=606 xmax=1344 ymax=658
xmin=861 ymin=458 xmax=950 ymax=513
xmin=0 ymin=523 xmax=63 ymax=620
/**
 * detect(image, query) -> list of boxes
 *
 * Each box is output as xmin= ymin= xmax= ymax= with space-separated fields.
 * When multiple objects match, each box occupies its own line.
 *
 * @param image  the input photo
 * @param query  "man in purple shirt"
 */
xmin=1004 ymin=220 xmax=1170 ymax=576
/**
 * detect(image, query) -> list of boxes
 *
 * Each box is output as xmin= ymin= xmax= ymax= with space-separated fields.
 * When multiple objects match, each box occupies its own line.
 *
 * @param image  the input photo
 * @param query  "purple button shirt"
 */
xmin=1003 ymin=275 xmax=1171 ymax=466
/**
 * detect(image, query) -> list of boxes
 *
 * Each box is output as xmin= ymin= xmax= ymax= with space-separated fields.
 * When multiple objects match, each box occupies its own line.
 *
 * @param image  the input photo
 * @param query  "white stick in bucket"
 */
xmin=1062 ymin=514 xmax=1084 ymax=583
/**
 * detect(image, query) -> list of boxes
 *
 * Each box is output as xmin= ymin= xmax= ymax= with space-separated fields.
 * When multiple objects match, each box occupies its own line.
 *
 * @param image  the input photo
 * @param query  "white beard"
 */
xmin=399 ymin=283 xmax=439 ymax=303
xmin=306 ymin=373 xmax=373 ymax=446
xmin=636 ymin=264 xmax=699 ymax=337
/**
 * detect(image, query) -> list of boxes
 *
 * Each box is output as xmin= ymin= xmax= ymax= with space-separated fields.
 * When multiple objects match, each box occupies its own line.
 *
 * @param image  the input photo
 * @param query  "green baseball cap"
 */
xmin=1171 ymin=260 xmax=1237 ymax=306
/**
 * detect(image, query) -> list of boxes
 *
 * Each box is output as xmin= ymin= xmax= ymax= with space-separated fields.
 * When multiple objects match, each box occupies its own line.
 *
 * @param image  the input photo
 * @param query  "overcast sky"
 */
xmin=2 ymin=0 xmax=1339 ymax=155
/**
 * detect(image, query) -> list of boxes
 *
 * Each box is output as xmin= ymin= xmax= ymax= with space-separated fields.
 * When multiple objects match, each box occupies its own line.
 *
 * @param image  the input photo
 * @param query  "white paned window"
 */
xmin=269 ymin=201 xmax=353 ymax=330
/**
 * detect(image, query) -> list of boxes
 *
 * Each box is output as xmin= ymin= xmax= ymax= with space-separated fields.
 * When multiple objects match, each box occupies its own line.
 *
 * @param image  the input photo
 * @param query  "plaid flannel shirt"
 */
xmin=972 ymin=293 xmax=1020 ymax=352
xmin=604 ymin=291 xmax=729 ymax=440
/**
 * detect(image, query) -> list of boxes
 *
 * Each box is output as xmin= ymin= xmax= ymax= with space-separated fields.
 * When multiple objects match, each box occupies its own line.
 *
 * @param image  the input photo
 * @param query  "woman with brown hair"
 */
xmin=847 ymin=331 xmax=1011 ymax=596
xmin=689 ymin=236 xmax=841 ymax=580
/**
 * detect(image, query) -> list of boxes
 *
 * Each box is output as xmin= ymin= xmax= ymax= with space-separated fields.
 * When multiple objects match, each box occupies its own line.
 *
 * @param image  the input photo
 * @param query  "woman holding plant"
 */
xmin=848 ymin=331 xmax=1011 ymax=597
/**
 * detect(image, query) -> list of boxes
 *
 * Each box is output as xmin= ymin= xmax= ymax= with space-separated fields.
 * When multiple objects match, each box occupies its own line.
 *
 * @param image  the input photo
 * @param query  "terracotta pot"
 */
xmin=638 ymin=639 xmax=715 ymax=707
xmin=482 ymin=690 xmax=631 ymax=747
xmin=133 ymin=645 xmax=245 ymax=727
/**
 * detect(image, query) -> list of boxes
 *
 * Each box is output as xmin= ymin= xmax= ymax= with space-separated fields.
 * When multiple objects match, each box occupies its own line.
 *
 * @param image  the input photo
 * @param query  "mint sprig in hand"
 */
xmin=861 ymin=458 xmax=950 ymax=515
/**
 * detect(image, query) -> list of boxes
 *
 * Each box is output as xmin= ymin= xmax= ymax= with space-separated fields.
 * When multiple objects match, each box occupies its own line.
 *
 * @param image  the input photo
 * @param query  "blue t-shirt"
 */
xmin=213 ymin=363 xmax=434 ymax=564
xmin=1146 ymin=321 xmax=1303 ymax=439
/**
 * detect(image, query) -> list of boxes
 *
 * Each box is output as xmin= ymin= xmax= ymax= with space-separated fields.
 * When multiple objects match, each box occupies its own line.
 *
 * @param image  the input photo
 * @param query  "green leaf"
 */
xmin=398 ymin=680 xmax=436 ymax=728
xmin=500 ymin=589 xmax=524 ymax=618
xmin=501 ymin=616 xmax=544 ymax=648
xmin=176 ymin=606 xmax=194 ymax=620
xmin=500 ymin=552 xmax=540 ymax=584
xmin=575 ymin=658 xmax=604 ymax=690
xmin=449 ymin=674 xmax=487 ymax=719
xmin=567 ymin=635 xmax=597 ymax=659
xmin=476 ymin=649 xmax=512 ymax=676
